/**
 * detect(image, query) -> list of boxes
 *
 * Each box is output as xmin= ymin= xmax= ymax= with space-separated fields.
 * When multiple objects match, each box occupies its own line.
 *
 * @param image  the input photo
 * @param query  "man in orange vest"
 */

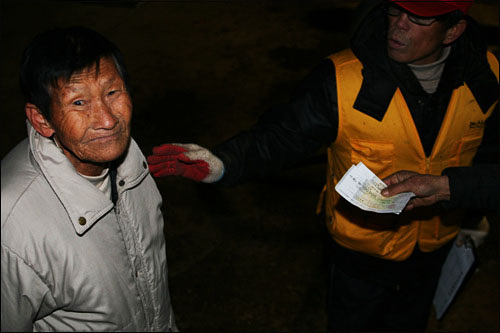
xmin=148 ymin=0 xmax=498 ymax=331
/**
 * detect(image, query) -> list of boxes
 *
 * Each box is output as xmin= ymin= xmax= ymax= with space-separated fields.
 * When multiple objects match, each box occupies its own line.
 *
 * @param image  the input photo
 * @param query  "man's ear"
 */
xmin=443 ymin=19 xmax=467 ymax=45
xmin=25 ymin=103 xmax=55 ymax=138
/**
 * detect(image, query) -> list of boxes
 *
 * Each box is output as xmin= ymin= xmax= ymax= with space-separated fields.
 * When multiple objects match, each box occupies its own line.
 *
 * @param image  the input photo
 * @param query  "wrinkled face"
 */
xmin=387 ymin=10 xmax=449 ymax=65
xmin=47 ymin=57 xmax=132 ymax=176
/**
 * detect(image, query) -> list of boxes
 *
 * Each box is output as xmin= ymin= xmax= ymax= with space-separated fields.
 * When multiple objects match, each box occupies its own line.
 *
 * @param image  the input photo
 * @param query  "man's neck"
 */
xmin=408 ymin=46 xmax=451 ymax=94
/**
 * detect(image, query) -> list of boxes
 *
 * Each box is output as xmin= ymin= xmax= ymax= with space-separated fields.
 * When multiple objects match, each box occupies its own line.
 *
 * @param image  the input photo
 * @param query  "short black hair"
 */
xmin=437 ymin=10 xmax=467 ymax=29
xmin=20 ymin=26 xmax=129 ymax=120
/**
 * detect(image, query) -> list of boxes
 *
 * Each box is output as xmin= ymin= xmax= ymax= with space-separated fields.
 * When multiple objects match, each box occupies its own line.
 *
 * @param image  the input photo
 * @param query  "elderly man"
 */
xmin=147 ymin=0 xmax=498 ymax=331
xmin=1 ymin=27 xmax=177 ymax=331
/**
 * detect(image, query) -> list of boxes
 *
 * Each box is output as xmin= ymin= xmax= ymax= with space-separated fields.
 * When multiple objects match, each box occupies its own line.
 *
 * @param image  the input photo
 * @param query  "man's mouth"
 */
xmin=88 ymin=130 xmax=122 ymax=143
xmin=388 ymin=37 xmax=406 ymax=49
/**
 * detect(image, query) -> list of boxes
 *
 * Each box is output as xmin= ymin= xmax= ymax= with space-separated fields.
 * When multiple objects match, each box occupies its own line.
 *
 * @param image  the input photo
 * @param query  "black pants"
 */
xmin=326 ymin=236 xmax=453 ymax=332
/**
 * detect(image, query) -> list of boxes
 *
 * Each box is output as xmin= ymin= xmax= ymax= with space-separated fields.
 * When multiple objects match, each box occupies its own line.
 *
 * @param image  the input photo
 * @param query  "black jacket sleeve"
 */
xmin=212 ymin=59 xmax=339 ymax=186
xmin=441 ymin=104 xmax=499 ymax=211
xmin=442 ymin=164 xmax=500 ymax=211
xmin=472 ymin=103 xmax=499 ymax=165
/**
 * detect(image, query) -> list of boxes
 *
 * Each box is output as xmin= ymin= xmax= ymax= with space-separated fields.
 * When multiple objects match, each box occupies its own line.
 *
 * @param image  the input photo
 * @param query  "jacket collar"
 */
xmin=28 ymin=121 xmax=149 ymax=235
xmin=349 ymin=5 xmax=398 ymax=121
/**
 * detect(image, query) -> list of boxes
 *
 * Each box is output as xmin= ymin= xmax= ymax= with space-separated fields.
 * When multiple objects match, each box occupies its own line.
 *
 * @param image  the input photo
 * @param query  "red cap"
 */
xmin=388 ymin=0 xmax=474 ymax=17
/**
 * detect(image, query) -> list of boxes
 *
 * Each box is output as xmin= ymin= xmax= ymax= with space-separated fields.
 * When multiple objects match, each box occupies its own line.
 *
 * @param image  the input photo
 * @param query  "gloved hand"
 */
xmin=147 ymin=143 xmax=224 ymax=183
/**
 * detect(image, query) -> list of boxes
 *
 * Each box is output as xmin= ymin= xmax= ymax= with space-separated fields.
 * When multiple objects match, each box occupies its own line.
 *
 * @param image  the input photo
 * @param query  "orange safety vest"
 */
xmin=321 ymin=49 xmax=499 ymax=261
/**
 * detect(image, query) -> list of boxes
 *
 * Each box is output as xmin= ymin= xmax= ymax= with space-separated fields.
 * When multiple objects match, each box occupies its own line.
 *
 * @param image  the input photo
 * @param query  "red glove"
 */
xmin=147 ymin=143 xmax=223 ymax=183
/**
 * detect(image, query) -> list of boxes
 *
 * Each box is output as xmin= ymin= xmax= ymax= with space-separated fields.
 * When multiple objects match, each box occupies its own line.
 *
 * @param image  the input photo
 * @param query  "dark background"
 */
xmin=1 ymin=0 xmax=498 ymax=331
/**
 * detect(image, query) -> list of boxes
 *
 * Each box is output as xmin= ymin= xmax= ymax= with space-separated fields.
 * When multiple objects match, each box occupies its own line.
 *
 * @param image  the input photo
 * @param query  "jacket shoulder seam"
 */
xmin=2 ymin=173 xmax=43 ymax=231
xmin=1 ymin=242 xmax=53 ymax=295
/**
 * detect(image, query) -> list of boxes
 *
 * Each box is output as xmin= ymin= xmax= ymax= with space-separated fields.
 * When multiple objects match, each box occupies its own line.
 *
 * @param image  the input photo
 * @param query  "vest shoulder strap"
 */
xmin=328 ymin=49 xmax=358 ymax=68
xmin=486 ymin=51 xmax=499 ymax=81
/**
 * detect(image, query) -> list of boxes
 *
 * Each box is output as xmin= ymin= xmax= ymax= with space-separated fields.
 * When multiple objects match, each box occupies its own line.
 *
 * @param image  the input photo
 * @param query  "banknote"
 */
xmin=335 ymin=162 xmax=415 ymax=214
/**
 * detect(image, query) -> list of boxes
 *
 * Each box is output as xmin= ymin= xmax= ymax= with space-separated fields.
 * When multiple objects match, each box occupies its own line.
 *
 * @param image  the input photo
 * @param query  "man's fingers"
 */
xmin=147 ymin=143 xmax=221 ymax=182
xmin=147 ymin=150 xmax=195 ymax=165
xmin=403 ymin=197 xmax=428 ymax=211
xmin=382 ymin=182 xmax=410 ymax=197
xmin=177 ymin=158 xmax=207 ymax=165
xmin=152 ymin=144 xmax=187 ymax=156
xmin=411 ymin=195 xmax=441 ymax=208
xmin=381 ymin=171 xmax=421 ymax=196
xmin=382 ymin=170 xmax=416 ymax=186
xmin=147 ymin=154 xmax=182 ymax=165
xmin=148 ymin=160 xmax=183 ymax=177
xmin=382 ymin=173 xmax=400 ymax=187
xmin=404 ymin=194 xmax=441 ymax=211
xmin=183 ymin=161 xmax=210 ymax=181
xmin=148 ymin=158 xmax=210 ymax=180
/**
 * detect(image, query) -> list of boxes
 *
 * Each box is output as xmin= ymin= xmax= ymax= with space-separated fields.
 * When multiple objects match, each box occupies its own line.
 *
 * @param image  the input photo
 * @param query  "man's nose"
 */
xmin=394 ymin=12 xmax=411 ymax=29
xmin=93 ymin=98 xmax=118 ymax=129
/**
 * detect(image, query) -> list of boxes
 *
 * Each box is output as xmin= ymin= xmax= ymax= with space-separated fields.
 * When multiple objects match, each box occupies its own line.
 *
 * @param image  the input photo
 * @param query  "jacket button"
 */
xmin=78 ymin=217 xmax=87 ymax=226
xmin=119 ymin=180 xmax=125 ymax=186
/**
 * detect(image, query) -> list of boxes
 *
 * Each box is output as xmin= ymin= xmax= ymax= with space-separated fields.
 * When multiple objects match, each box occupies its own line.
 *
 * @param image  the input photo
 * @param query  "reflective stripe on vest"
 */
xmin=323 ymin=49 xmax=498 ymax=261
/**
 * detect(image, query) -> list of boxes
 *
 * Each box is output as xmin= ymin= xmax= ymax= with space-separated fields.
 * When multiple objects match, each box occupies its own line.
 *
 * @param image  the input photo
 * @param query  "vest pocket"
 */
xmin=456 ymin=135 xmax=483 ymax=165
xmin=350 ymin=139 xmax=395 ymax=177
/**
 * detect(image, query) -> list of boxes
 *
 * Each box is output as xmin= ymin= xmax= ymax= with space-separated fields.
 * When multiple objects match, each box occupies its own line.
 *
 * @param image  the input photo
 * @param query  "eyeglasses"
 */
xmin=385 ymin=4 xmax=438 ymax=26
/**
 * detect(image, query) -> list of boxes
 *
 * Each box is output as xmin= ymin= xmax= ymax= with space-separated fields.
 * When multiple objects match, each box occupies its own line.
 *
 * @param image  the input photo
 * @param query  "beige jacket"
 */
xmin=1 ymin=123 xmax=177 ymax=332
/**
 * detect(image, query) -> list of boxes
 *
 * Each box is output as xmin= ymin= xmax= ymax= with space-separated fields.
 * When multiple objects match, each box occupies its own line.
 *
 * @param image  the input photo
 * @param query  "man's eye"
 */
xmin=73 ymin=100 xmax=84 ymax=106
xmin=108 ymin=90 xmax=118 ymax=96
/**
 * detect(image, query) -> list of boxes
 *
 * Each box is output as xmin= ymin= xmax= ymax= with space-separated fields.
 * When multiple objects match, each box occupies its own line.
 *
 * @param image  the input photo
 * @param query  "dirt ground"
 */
xmin=1 ymin=1 xmax=498 ymax=332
